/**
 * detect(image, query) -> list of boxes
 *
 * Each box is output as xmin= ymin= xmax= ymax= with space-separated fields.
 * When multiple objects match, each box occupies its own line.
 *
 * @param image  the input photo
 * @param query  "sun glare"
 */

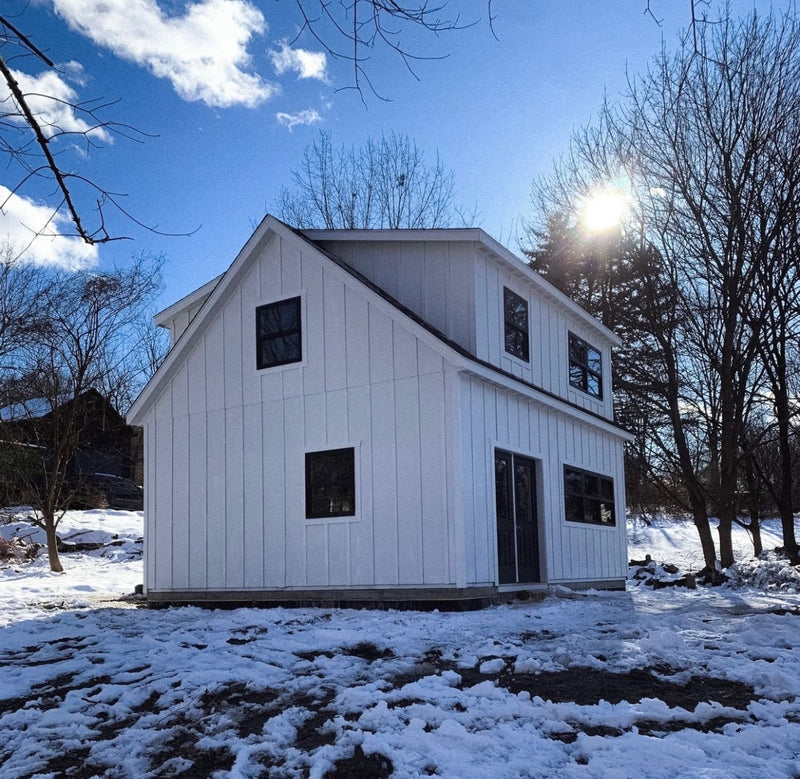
xmin=578 ymin=188 xmax=629 ymax=234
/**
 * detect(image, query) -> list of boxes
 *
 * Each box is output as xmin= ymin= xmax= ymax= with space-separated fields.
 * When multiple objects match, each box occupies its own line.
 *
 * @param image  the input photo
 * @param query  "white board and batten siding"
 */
xmin=312 ymin=238 xmax=477 ymax=355
xmin=143 ymin=230 xmax=457 ymax=594
xmin=311 ymin=231 xmax=617 ymax=422
xmin=459 ymin=374 xmax=627 ymax=587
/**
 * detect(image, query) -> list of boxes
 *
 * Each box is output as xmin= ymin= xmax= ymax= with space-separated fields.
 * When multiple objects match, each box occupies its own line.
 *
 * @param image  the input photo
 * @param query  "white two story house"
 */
xmin=128 ymin=216 xmax=632 ymax=607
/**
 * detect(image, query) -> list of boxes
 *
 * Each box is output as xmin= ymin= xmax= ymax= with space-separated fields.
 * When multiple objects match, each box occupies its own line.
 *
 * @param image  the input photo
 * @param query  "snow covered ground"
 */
xmin=2 ymin=509 xmax=800 ymax=778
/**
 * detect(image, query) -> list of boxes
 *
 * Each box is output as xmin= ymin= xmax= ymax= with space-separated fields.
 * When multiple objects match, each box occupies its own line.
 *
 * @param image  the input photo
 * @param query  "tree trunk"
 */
xmin=749 ymin=514 xmax=763 ymax=557
xmin=742 ymin=448 xmax=763 ymax=557
xmin=43 ymin=513 xmax=63 ymax=573
xmin=692 ymin=506 xmax=717 ymax=570
xmin=717 ymin=516 xmax=735 ymax=568
xmin=660 ymin=337 xmax=718 ymax=570
xmin=779 ymin=507 xmax=799 ymax=565
xmin=716 ymin=314 xmax=739 ymax=570
xmin=775 ymin=384 xmax=799 ymax=564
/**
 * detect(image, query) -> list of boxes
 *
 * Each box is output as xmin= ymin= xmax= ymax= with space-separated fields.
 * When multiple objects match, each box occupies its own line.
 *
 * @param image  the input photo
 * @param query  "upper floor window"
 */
xmin=305 ymin=447 xmax=356 ymax=518
xmin=568 ymin=332 xmax=602 ymax=398
xmin=256 ymin=296 xmax=301 ymax=370
xmin=564 ymin=466 xmax=615 ymax=526
xmin=504 ymin=287 xmax=529 ymax=362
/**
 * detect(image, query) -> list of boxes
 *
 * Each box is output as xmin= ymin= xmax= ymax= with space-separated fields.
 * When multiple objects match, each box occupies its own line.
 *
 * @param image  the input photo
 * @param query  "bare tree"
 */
xmin=752 ymin=266 xmax=800 ymax=563
xmin=0 ymin=256 xmax=163 ymax=572
xmin=621 ymin=10 xmax=800 ymax=568
xmin=277 ymin=131 xmax=472 ymax=229
xmin=528 ymin=9 xmax=800 ymax=570
xmin=0 ymin=246 xmax=47 ymax=382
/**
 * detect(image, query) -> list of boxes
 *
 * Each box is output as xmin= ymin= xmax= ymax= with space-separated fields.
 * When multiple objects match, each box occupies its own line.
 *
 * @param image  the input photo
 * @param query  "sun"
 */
xmin=578 ymin=188 xmax=629 ymax=234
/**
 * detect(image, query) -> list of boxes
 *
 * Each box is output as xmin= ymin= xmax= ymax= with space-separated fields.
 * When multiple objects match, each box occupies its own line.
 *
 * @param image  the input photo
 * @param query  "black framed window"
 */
xmin=305 ymin=447 xmax=355 ymax=519
xmin=256 ymin=297 xmax=302 ymax=370
xmin=568 ymin=332 xmax=602 ymax=398
xmin=564 ymin=466 xmax=615 ymax=526
xmin=504 ymin=287 xmax=529 ymax=362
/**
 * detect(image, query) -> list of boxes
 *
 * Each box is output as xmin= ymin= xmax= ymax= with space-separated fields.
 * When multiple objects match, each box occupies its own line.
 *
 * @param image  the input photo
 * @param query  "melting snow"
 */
xmin=1 ymin=510 xmax=799 ymax=778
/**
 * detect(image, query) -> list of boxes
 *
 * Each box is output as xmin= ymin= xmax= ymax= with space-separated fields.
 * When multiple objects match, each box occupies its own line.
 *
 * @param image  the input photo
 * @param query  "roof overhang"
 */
xmin=154 ymin=273 xmax=224 ymax=329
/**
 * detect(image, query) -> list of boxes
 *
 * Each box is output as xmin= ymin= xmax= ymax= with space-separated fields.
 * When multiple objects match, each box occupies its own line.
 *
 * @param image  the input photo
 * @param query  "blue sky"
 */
xmin=3 ymin=0 xmax=776 ymax=307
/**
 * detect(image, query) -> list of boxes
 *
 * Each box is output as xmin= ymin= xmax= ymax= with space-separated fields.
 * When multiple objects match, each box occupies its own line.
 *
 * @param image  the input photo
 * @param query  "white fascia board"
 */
xmin=301 ymin=227 xmax=486 ymax=243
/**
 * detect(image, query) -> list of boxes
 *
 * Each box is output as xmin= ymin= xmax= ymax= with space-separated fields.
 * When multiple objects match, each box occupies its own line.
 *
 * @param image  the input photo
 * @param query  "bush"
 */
xmin=0 ymin=535 xmax=41 ymax=563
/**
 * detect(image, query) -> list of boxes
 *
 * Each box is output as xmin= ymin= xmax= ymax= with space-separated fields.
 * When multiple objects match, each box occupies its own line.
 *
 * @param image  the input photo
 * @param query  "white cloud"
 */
xmin=1 ymin=67 xmax=112 ymax=143
xmin=0 ymin=187 xmax=99 ymax=270
xmin=52 ymin=0 xmax=276 ymax=108
xmin=269 ymin=42 xmax=328 ymax=81
xmin=276 ymin=109 xmax=323 ymax=131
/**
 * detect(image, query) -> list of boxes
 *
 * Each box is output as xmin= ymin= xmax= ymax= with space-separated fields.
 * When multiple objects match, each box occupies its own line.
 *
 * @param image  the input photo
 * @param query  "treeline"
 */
xmin=526 ymin=10 xmax=800 ymax=570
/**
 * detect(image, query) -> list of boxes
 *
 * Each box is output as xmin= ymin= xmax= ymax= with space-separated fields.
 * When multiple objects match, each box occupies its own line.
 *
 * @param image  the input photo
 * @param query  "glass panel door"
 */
xmin=495 ymin=450 xmax=540 ymax=584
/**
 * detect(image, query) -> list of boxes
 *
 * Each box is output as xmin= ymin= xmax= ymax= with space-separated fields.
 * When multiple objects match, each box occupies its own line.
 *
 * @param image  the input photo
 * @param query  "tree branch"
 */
xmin=0 ymin=53 xmax=97 ymax=244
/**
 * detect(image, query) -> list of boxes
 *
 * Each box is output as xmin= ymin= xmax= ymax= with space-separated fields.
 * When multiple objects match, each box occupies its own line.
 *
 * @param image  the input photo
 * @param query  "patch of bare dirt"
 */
xmin=324 ymin=745 xmax=394 ymax=778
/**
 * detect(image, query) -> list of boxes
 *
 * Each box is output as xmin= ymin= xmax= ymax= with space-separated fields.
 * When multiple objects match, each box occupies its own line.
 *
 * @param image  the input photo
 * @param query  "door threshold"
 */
xmin=497 ymin=583 xmax=547 ymax=593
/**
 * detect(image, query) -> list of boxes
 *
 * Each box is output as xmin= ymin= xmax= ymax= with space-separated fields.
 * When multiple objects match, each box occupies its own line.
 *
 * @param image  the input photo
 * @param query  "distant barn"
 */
xmin=128 ymin=216 xmax=631 ymax=608
xmin=0 ymin=389 xmax=142 ymax=506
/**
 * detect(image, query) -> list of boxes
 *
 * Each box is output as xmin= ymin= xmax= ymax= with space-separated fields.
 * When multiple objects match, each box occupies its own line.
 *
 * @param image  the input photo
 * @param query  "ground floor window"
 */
xmin=564 ymin=465 xmax=615 ymax=526
xmin=305 ymin=447 xmax=355 ymax=518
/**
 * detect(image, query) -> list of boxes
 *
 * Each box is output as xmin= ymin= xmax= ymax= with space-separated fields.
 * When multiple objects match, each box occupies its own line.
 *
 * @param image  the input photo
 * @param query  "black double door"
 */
xmin=495 ymin=450 xmax=540 ymax=584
